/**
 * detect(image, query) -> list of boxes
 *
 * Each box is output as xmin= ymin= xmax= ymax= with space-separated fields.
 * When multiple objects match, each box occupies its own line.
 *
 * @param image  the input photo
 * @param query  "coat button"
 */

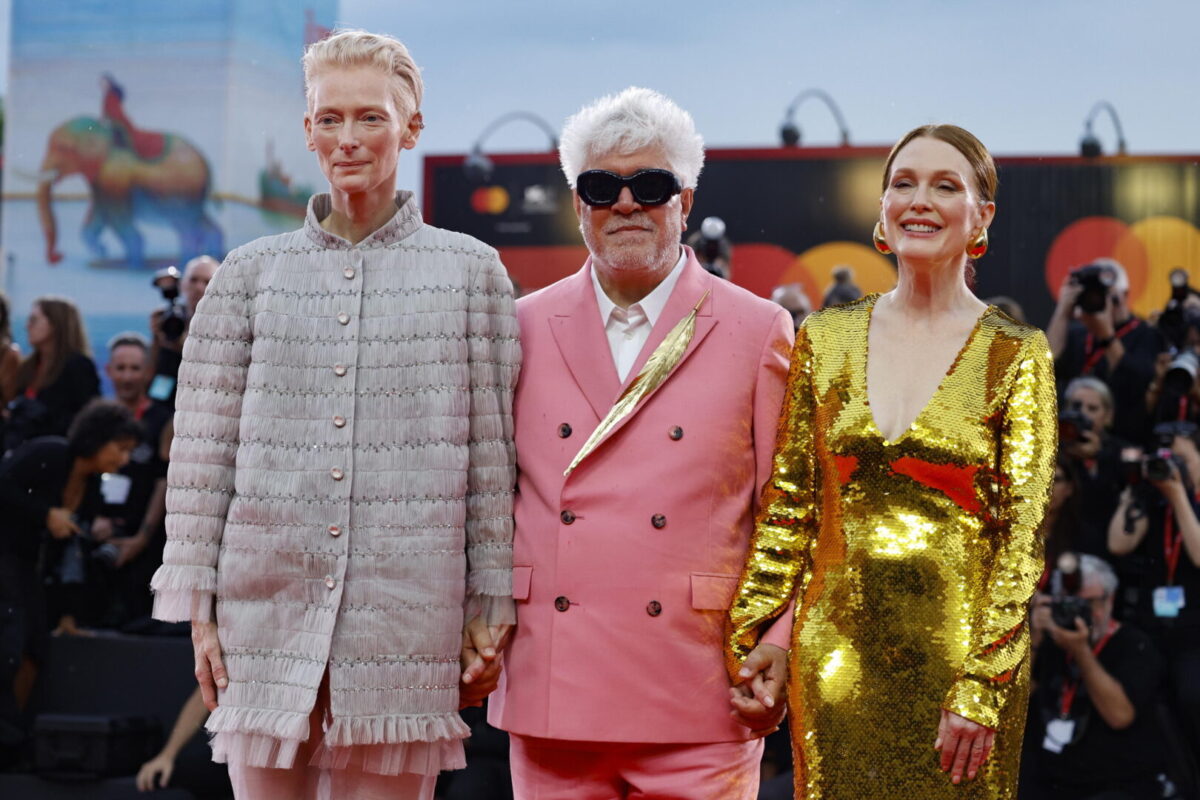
xmin=554 ymin=596 xmax=570 ymax=612
xmin=558 ymin=423 xmax=572 ymax=438
xmin=328 ymin=525 xmax=341 ymax=537
xmin=343 ymin=267 xmax=355 ymax=280
xmin=651 ymin=514 xmax=667 ymax=529
xmin=646 ymin=600 xmax=662 ymax=617
xmin=333 ymin=415 xmax=347 ymax=428
xmin=669 ymin=426 xmax=683 ymax=440
xmin=324 ymin=575 xmax=336 ymax=590
xmin=331 ymin=467 xmax=344 ymax=481
xmin=337 ymin=311 xmax=350 ymax=325
xmin=333 ymin=364 xmax=348 ymax=377
xmin=560 ymin=510 xmax=575 ymax=524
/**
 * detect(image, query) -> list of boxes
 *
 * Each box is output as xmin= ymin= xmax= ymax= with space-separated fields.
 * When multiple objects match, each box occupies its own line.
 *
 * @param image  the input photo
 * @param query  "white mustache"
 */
xmin=604 ymin=216 xmax=654 ymax=234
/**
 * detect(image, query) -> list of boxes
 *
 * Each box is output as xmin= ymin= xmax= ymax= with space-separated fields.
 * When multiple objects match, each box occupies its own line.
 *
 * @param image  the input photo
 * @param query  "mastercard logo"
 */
xmin=1045 ymin=216 xmax=1200 ymax=316
xmin=471 ymin=186 xmax=510 ymax=215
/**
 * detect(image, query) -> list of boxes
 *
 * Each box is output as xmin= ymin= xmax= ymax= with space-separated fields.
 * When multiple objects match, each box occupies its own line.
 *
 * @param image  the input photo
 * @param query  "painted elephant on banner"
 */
xmin=37 ymin=116 xmax=223 ymax=268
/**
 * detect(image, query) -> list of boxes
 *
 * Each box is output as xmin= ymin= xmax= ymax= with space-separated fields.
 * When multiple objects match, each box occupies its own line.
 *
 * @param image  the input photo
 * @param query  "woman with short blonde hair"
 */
xmin=152 ymin=29 xmax=519 ymax=799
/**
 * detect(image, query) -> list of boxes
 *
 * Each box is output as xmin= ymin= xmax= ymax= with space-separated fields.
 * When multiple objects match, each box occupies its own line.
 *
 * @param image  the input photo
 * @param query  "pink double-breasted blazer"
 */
xmin=489 ymin=251 xmax=794 ymax=743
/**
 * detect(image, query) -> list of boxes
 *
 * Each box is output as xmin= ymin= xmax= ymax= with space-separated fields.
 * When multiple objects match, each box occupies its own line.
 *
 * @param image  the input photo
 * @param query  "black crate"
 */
xmin=33 ymin=714 xmax=162 ymax=779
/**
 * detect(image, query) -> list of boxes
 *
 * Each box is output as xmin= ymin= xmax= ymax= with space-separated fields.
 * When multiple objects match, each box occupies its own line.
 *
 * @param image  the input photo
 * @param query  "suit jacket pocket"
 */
xmin=690 ymin=572 xmax=739 ymax=611
xmin=512 ymin=566 xmax=532 ymax=601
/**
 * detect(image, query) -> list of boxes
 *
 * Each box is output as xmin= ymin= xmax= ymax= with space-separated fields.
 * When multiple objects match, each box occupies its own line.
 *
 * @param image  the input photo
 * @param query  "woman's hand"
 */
xmin=458 ymin=616 xmax=509 ymax=708
xmin=45 ymin=507 xmax=80 ymax=540
xmin=729 ymin=643 xmax=788 ymax=736
xmin=935 ymin=708 xmax=994 ymax=783
xmin=191 ymin=621 xmax=227 ymax=711
xmin=135 ymin=751 xmax=175 ymax=791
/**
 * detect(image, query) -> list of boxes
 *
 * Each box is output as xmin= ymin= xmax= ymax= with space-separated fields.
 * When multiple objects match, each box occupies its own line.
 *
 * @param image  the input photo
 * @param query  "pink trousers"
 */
xmin=226 ymin=673 xmax=437 ymax=800
xmin=509 ymin=734 xmax=763 ymax=800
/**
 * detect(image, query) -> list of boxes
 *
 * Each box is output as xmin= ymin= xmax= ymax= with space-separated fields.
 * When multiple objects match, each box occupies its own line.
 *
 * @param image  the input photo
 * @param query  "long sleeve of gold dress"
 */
xmin=727 ymin=295 xmax=1057 ymax=799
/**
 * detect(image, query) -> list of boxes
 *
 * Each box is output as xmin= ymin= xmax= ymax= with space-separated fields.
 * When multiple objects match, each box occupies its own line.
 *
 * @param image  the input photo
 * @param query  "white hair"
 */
xmin=1065 ymin=376 xmax=1114 ymax=416
xmin=1079 ymin=553 xmax=1118 ymax=597
xmin=559 ymin=87 xmax=705 ymax=189
xmin=1091 ymin=257 xmax=1130 ymax=294
xmin=302 ymin=29 xmax=423 ymax=121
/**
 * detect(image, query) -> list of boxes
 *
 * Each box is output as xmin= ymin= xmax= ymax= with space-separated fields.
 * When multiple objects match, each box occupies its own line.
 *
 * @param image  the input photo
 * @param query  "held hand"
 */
xmin=135 ymin=751 xmax=175 ymax=791
xmin=935 ymin=709 xmax=995 ymax=784
xmin=45 ymin=508 xmax=81 ymax=540
xmin=458 ymin=617 xmax=508 ymax=708
xmin=191 ymin=621 xmax=227 ymax=712
xmin=728 ymin=644 xmax=788 ymax=736
xmin=1047 ymin=616 xmax=1091 ymax=659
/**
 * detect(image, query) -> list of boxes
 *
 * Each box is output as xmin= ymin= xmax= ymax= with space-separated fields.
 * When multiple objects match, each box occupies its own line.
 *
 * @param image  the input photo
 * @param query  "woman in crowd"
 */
xmin=728 ymin=124 xmax=1056 ymax=798
xmin=0 ymin=400 xmax=139 ymax=741
xmin=8 ymin=296 xmax=99 ymax=449
xmin=149 ymin=30 xmax=518 ymax=800
xmin=0 ymin=292 xmax=22 ymax=407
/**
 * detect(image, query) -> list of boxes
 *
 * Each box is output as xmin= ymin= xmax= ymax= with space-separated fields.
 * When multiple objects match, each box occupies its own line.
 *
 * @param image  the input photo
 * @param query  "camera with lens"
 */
xmin=152 ymin=265 xmax=187 ymax=342
xmin=1049 ymin=552 xmax=1092 ymax=635
xmin=1157 ymin=268 xmax=1200 ymax=348
xmin=1140 ymin=421 xmax=1194 ymax=483
xmin=1070 ymin=263 xmax=1116 ymax=314
xmin=1058 ymin=407 xmax=1093 ymax=443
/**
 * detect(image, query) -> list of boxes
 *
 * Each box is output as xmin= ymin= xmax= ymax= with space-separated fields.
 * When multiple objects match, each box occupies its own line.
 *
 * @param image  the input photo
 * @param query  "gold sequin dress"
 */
xmin=727 ymin=295 xmax=1056 ymax=799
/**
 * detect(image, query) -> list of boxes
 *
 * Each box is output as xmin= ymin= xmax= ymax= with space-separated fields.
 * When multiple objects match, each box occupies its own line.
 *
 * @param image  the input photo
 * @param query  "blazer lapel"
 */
xmin=548 ymin=261 xmax=622 ymax=421
xmin=586 ymin=251 xmax=718 ymax=451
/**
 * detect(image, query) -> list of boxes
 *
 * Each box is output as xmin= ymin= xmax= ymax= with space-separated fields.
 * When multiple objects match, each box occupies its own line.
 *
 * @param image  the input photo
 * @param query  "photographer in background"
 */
xmin=1049 ymin=259 xmax=1167 ymax=445
xmin=1059 ymin=377 xmax=1130 ymax=557
xmin=1108 ymin=421 xmax=1200 ymax=763
xmin=1023 ymin=554 xmax=1164 ymax=800
xmin=148 ymin=255 xmax=216 ymax=410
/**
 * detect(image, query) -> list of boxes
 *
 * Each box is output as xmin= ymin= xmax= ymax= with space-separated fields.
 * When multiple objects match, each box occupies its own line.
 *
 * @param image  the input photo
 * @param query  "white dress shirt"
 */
xmin=591 ymin=249 xmax=688 ymax=382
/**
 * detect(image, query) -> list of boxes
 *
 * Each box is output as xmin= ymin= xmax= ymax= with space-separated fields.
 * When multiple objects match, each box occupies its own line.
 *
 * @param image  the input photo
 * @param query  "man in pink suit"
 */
xmin=488 ymin=87 xmax=795 ymax=799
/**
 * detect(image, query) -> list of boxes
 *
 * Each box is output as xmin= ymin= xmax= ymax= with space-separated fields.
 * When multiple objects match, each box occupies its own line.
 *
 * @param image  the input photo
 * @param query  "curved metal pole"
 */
xmin=783 ymin=88 xmax=851 ymax=146
xmin=474 ymin=111 xmax=559 ymax=152
xmin=1084 ymin=101 xmax=1127 ymax=155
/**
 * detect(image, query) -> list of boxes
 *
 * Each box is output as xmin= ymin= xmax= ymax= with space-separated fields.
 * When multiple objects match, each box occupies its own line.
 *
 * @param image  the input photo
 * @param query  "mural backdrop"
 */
xmin=425 ymin=148 xmax=1200 ymax=327
xmin=1 ymin=0 xmax=335 ymax=375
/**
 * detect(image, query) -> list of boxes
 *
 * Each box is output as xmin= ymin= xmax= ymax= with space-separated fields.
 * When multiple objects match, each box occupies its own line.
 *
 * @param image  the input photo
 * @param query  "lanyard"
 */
xmin=1060 ymin=619 xmax=1119 ymax=717
xmin=134 ymin=396 xmax=151 ymax=421
xmin=1165 ymin=506 xmax=1184 ymax=586
xmin=1083 ymin=318 xmax=1140 ymax=374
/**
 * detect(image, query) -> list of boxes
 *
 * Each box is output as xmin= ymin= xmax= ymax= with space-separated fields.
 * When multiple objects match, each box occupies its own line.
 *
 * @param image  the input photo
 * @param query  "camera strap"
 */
xmin=1164 ymin=507 xmax=1183 ymax=586
xmin=1059 ymin=619 xmax=1119 ymax=718
xmin=1082 ymin=318 xmax=1140 ymax=374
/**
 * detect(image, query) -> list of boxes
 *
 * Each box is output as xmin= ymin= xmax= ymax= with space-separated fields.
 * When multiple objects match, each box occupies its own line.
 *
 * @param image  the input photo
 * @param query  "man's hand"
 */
xmin=1047 ymin=616 xmax=1092 ymax=660
xmin=935 ymin=709 xmax=995 ymax=784
xmin=1079 ymin=302 xmax=1117 ymax=340
xmin=1054 ymin=276 xmax=1083 ymax=317
xmin=136 ymin=751 xmax=175 ymax=792
xmin=728 ymin=643 xmax=787 ymax=736
xmin=459 ymin=616 xmax=510 ymax=708
xmin=45 ymin=508 xmax=80 ymax=540
xmin=191 ymin=621 xmax=227 ymax=712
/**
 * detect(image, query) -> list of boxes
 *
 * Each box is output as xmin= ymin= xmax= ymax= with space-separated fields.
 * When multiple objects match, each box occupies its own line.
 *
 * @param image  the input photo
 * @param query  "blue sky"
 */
xmin=4 ymin=0 xmax=1198 ymax=196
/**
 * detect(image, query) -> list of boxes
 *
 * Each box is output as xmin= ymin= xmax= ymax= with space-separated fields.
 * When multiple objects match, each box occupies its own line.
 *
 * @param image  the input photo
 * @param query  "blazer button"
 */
xmin=560 ymin=510 xmax=576 ymax=524
xmin=554 ymin=596 xmax=570 ymax=612
xmin=558 ymin=423 xmax=572 ymax=438
xmin=333 ymin=364 xmax=348 ymax=377
xmin=328 ymin=525 xmax=341 ymax=537
xmin=330 ymin=467 xmax=345 ymax=481
xmin=337 ymin=311 xmax=351 ymax=325
xmin=669 ymin=426 xmax=683 ymax=440
xmin=646 ymin=600 xmax=662 ymax=617
xmin=333 ymin=415 xmax=347 ymax=428
xmin=651 ymin=514 xmax=667 ymax=529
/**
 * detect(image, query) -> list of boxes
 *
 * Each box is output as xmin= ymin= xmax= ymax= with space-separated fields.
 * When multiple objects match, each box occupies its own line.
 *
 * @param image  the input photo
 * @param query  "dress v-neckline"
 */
xmin=863 ymin=294 xmax=994 ymax=446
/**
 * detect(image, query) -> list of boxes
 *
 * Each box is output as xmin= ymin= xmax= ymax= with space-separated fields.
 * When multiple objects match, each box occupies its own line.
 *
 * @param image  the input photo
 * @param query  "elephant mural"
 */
xmin=37 ymin=116 xmax=223 ymax=268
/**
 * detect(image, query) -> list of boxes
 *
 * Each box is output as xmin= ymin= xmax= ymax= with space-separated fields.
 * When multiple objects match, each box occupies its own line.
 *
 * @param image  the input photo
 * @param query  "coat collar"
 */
xmin=549 ymin=246 xmax=718 ymax=439
xmin=303 ymin=190 xmax=423 ymax=249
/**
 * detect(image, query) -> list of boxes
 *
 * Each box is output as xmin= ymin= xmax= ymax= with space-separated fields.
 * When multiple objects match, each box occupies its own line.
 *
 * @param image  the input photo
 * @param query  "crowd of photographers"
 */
xmin=1023 ymin=258 xmax=1200 ymax=800
xmin=0 ymin=256 xmax=216 ymax=769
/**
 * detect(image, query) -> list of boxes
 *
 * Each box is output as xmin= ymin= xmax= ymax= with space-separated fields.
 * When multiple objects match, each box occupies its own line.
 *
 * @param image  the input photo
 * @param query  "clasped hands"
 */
xmin=734 ymin=644 xmax=995 ymax=784
xmin=459 ymin=617 xmax=511 ymax=709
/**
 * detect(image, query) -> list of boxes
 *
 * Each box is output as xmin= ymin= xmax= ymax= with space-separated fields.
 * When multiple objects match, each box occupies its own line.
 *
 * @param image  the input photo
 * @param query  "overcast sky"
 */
xmin=3 ymin=0 xmax=1197 ymax=195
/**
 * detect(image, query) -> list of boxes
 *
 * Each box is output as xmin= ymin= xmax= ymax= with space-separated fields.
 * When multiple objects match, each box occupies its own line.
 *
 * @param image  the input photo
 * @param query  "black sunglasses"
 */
xmin=575 ymin=169 xmax=683 ymax=207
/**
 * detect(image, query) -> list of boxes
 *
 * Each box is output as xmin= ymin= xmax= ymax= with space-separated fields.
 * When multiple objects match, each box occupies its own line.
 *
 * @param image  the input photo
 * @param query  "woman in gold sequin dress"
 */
xmin=727 ymin=125 xmax=1056 ymax=799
